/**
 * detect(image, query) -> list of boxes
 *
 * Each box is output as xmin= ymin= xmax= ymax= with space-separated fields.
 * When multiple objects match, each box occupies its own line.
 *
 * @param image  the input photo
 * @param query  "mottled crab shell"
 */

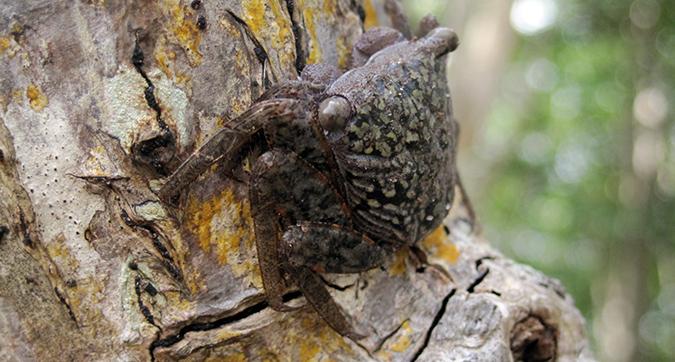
xmin=320 ymin=28 xmax=459 ymax=245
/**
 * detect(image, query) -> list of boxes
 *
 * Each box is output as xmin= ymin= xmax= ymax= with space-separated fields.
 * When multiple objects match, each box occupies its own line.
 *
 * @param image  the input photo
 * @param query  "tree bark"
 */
xmin=0 ymin=1 xmax=592 ymax=360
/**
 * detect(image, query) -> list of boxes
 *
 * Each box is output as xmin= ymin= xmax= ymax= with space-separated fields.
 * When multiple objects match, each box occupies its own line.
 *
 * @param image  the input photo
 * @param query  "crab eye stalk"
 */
xmin=423 ymin=27 xmax=459 ymax=56
xmin=318 ymin=96 xmax=351 ymax=133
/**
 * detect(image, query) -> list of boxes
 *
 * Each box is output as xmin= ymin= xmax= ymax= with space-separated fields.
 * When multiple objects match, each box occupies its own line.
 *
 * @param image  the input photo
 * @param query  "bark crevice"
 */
xmin=411 ymin=288 xmax=457 ymax=361
xmin=285 ymin=0 xmax=306 ymax=75
xmin=131 ymin=38 xmax=176 ymax=176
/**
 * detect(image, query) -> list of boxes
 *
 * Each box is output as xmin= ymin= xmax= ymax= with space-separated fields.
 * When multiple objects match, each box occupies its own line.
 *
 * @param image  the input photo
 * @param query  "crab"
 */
xmin=158 ymin=14 xmax=464 ymax=340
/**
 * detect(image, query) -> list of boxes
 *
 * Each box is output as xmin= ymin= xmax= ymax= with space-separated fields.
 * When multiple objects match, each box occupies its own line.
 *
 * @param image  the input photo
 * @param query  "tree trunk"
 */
xmin=0 ymin=1 xmax=592 ymax=360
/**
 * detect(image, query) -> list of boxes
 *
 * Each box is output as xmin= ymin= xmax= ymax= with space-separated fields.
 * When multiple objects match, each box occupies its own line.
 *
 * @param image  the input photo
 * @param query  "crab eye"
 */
xmin=318 ymin=96 xmax=351 ymax=133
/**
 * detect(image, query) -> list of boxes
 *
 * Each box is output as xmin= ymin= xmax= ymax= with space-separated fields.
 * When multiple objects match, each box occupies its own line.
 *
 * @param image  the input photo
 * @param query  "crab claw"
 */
xmin=421 ymin=27 xmax=459 ymax=56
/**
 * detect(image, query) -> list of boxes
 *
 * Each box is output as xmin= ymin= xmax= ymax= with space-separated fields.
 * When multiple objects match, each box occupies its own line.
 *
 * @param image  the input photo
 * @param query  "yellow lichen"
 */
xmin=295 ymin=315 xmax=350 ymax=361
xmin=161 ymin=0 xmax=202 ymax=66
xmin=375 ymin=320 xmax=414 ymax=359
xmin=322 ymin=0 xmax=335 ymax=13
xmin=84 ymin=145 xmax=108 ymax=177
xmin=243 ymin=0 xmax=265 ymax=35
xmin=154 ymin=44 xmax=176 ymax=79
xmin=362 ymin=0 xmax=379 ymax=29
xmin=336 ymin=36 xmax=349 ymax=69
xmin=215 ymin=115 xmax=227 ymax=128
xmin=299 ymin=336 xmax=321 ymax=361
xmin=241 ymin=0 xmax=295 ymax=75
xmin=0 ymin=37 xmax=10 ymax=55
xmin=60 ymin=275 xmax=117 ymax=338
xmin=214 ymin=329 xmax=239 ymax=341
xmin=303 ymin=8 xmax=322 ymax=64
xmin=1 ymin=24 xmax=23 ymax=59
xmin=388 ymin=248 xmax=408 ymax=276
xmin=47 ymin=233 xmax=70 ymax=258
xmin=248 ymin=311 xmax=360 ymax=360
xmin=26 ymin=84 xmax=48 ymax=111
xmin=174 ymin=71 xmax=192 ymax=87
xmin=186 ymin=188 xmax=262 ymax=288
xmin=389 ymin=320 xmax=413 ymax=352
xmin=164 ymin=289 xmax=198 ymax=310
xmin=422 ymin=226 xmax=460 ymax=265
xmin=187 ymin=189 xmax=245 ymax=262
xmin=206 ymin=351 xmax=247 ymax=362
xmin=268 ymin=0 xmax=293 ymax=51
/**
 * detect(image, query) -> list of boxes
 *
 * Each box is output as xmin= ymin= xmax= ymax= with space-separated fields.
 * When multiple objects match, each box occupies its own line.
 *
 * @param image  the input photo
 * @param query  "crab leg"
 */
xmin=293 ymin=267 xmax=365 ymax=340
xmin=157 ymin=98 xmax=304 ymax=204
xmin=281 ymin=222 xmax=390 ymax=274
xmin=249 ymin=149 xmax=348 ymax=313
xmin=280 ymin=222 xmax=394 ymax=340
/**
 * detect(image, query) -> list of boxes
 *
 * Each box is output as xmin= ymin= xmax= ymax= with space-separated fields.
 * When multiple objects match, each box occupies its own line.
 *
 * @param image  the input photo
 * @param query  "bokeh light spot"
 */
xmin=519 ymin=132 xmax=552 ymax=165
xmin=551 ymin=86 xmax=582 ymax=119
xmin=554 ymin=142 xmax=591 ymax=184
xmin=632 ymin=129 xmax=666 ymax=179
xmin=525 ymin=58 xmax=559 ymax=92
xmin=510 ymin=0 xmax=558 ymax=35
xmin=629 ymin=0 xmax=661 ymax=30
xmin=633 ymin=87 xmax=669 ymax=129
xmin=639 ymin=310 xmax=675 ymax=354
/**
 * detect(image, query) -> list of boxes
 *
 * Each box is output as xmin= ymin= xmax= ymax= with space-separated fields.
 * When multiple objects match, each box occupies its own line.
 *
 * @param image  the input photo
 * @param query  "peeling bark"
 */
xmin=0 ymin=1 xmax=592 ymax=361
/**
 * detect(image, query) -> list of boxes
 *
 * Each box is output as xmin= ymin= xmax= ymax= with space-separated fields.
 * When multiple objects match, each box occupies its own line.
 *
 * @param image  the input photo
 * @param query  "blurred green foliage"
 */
xmin=403 ymin=0 xmax=674 ymax=360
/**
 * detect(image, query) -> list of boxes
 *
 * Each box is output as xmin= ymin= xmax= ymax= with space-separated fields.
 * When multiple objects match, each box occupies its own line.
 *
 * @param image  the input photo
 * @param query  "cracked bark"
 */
xmin=0 ymin=0 xmax=592 ymax=361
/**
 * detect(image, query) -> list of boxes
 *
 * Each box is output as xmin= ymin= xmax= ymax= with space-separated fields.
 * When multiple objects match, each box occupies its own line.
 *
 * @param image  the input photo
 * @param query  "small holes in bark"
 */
xmin=197 ymin=15 xmax=207 ymax=30
xmin=0 ymin=225 xmax=8 ymax=243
